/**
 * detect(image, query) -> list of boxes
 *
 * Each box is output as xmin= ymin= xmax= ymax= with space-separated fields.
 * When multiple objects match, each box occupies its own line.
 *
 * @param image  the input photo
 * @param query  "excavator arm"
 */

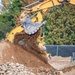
xmin=20 ymin=0 xmax=61 ymax=34
xmin=5 ymin=0 xmax=75 ymax=64
xmin=20 ymin=0 xmax=75 ymax=35
xmin=6 ymin=0 xmax=75 ymax=42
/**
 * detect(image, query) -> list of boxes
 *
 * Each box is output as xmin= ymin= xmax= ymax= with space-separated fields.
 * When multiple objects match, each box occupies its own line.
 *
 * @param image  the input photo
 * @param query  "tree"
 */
xmin=0 ymin=0 xmax=35 ymax=40
xmin=0 ymin=0 xmax=22 ymax=40
xmin=44 ymin=3 xmax=75 ymax=45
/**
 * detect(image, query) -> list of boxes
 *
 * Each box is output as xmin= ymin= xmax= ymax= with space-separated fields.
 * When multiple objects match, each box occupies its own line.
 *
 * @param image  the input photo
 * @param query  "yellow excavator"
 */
xmin=5 ymin=0 xmax=75 ymax=63
xmin=6 ymin=0 xmax=75 ymax=47
xmin=6 ymin=0 xmax=58 ymax=43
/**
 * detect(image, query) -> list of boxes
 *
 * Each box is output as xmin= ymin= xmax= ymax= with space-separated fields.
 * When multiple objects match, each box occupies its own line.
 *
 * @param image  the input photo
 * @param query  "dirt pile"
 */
xmin=61 ymin=62 xmax=75 ymax=73
xmin=48 ymin=56 xmax=71 ymax=70
xmin=14 ymin=30 xmax=49 ymax=64
xmin=59 ymin=62 xmax=75 ymax=75
xmin=0 ymin=39 xmax=60 ymax=75
xmin=0 ymin=62 xmax=35 ymax=75
xmin=0 ymin=62 xmax=60 ymax=75
xmin=1 ymin=38 xmax=75 ymax=75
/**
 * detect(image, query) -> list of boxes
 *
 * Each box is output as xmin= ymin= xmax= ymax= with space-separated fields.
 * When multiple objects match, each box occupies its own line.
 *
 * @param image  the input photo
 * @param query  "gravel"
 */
xmin=0 ymin=62 xmax=58 ymax=75
xmin=0 ymin=62 xmax=35 ymax=75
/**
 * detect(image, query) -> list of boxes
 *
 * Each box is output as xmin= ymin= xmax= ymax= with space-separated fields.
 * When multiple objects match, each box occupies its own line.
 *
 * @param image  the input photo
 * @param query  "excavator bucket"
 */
xmin=22 ymin=15 xmax=46 ymax=35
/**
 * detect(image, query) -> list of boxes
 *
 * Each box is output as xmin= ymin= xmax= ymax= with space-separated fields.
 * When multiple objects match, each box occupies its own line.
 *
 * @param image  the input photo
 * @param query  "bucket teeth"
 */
xmin=34 ymin=29 xmax=37 ymax=33
xmin=29 ymin=27 xmax=39 ymax=34
xmin=32 ymin=31 xmax=35 ymax=34
xmin=23 ymin=20 xmax=46 ymax=35
xmin=36 ymin=28 xmax=39 ymax=30
xmin=28 ymin=33 xmax=31 ymax=35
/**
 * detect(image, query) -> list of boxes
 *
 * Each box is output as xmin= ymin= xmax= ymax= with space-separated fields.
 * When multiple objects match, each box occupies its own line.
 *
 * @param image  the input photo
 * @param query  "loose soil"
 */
xmin=0 ymin=30 xmax=75 ymax=75
xmin=48 ymin=56 xmax=71 ymax=70
xmin=0 ymin=36 xmax=58 ymax=74
xmin=0 ymin=39 xmax=75 ymax=75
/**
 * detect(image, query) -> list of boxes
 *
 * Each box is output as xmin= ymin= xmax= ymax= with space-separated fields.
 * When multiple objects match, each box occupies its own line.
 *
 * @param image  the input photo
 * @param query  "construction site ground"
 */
xmin=0 ymin=39 xmax=75 ymax=75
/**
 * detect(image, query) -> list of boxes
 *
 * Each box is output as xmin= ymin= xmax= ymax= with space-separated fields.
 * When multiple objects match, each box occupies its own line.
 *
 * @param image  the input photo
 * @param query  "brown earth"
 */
xmin=48 ymin=56 xmax=71 ymax=70
xmin=14 ymin=29 xmax=49 ymax=64
xmin=0 ymin=40 xmax=58 ymax=73
xmin=0 ymin=38 xmax=75 ymax=75
xmin=0 ymin=39 xmax=75 ymax=75
xmin=0 ymin=40 xmax=45 ymax=67
xmin=0 ymin=28 xmax=63 ymax=74
xmin=0 ymin=29 xmax=59 ymax=74
xmin=59 ymin=63 xmax=75 ymax=75
xmin=61 ymin=63 xmax=75 ymax=73
xmin=0 ymin=29 xmax=75 ymax=75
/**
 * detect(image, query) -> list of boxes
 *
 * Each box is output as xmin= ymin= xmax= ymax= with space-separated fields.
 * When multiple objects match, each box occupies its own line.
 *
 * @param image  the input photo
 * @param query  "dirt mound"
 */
xmin=59 ymin=63 xmax=75 ymax=75
xmin=61 ymin=62 xmax=75 ymax=73
xmin=48 ymin=56 xmax=71 ymax=70
xmin=0 ymin=40 xmax=58 ymax=73
xmin=14 ymin=29 xmax=49 ymax=64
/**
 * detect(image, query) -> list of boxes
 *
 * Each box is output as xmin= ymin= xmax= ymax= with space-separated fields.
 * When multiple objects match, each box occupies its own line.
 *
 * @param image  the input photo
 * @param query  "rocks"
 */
xmin=0 ymin=62 xmax=35 ymax=75
xmin=0 ymin=62 xmax=58 ymax=75
xmin=0 ymin=41 xmax=58 ymax=75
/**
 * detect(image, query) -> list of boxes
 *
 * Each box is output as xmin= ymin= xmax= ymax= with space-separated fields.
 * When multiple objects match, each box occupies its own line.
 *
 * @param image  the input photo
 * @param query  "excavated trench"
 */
xmin=62 ymin=64 xmax=75 ymax=73
xmin=0 ymin=29 xmax=62 ymax=75
xmin=1 ymin=29 xmax=75 ymax=75
xmin=14 ymin=29 xmax=48 ymax=64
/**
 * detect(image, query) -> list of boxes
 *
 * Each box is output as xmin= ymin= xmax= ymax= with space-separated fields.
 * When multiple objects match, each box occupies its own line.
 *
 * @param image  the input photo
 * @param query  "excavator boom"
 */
xmin=6 ymin=0 xmax=75 ymax=64
xmin=20 ymin=0 xmax=75 ymax=35
xmin=6 ymin=0 xmax=75 ymax=43
xmin=20 ymin=0 xmax=61 ymax=35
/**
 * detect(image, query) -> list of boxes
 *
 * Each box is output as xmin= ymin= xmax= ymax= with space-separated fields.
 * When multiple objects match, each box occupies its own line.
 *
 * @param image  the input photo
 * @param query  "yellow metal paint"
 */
xmin=31 ymin=11 xmax=43 ymax=22
xmin=70 ymin=0 xmax=75 ymax=5
xmin=6 ymin=0 xmax=75 ymax=43
xmin=6 ymin=26 xmax=24 ymax=43
xmin=31 ymin=17 xmax=37 ymax=22
xmin=31 ymin=0 xmax=75 ymax=12
xmin=31 ymin=0 xmax=60 ymax=12
xmin=37 ymin=36 xmax=45 ymax=49
xmin=36 ymin=11 xmax=43 ymax=22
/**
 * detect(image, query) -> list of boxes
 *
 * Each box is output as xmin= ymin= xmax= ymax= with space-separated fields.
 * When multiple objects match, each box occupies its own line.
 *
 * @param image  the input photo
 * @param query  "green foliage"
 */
xmin=44 ymin=3 xmax=75 ymax=45
xmin=0 ymin=31 xmax=5 ymax=40
xmin=0 ymin=13 xmax=14 ymax=39
xmin=8 ymin=0 xmax=22 ymax=16
xmin=0 ymin=0 xmax=22 ymax=40
xmin=2 ymin=0 xmax=22 ymax=16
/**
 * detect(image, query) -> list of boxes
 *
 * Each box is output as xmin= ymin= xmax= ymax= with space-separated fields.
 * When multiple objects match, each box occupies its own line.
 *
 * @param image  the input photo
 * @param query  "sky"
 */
xmin=0 ymin=0 xmax=1 ymax=5
xmin=0 ymin=0 xmax=3 ymax=7
xmin=0 ymin=0 xmax=1 ymax=9
xmin=0 ymin=0 xmax=2 ymax=13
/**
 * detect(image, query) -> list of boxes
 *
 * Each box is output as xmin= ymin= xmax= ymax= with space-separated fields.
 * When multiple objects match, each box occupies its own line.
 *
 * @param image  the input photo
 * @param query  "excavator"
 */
xmin=5 ymin=0 xmax=75 ymax=64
